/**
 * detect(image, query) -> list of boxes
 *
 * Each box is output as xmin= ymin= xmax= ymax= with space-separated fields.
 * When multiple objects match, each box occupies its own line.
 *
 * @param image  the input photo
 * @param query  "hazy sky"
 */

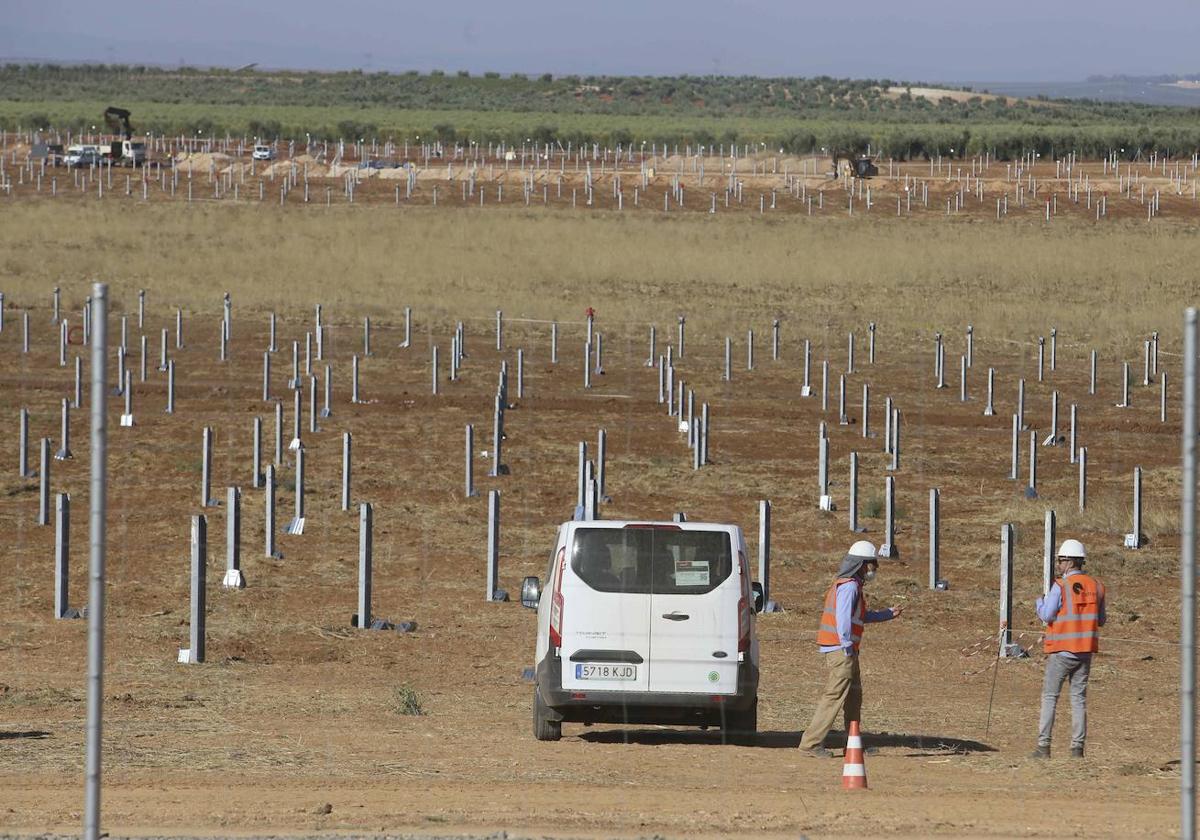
xmin=3 ymin=0 xmax=1197 ymax=82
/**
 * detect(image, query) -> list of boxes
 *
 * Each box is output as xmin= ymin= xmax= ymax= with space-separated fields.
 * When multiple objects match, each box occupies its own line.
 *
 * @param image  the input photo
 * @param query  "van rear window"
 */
xmin=571 ymin=528 xmax=732 ymax=594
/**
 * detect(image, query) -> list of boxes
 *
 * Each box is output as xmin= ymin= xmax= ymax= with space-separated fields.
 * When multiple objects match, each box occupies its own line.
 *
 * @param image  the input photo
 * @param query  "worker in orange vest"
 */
xmin=799 ymin=540 xmax=903 ymax=757
xmin=1031 ymin=539 xmax=1106 ymax=759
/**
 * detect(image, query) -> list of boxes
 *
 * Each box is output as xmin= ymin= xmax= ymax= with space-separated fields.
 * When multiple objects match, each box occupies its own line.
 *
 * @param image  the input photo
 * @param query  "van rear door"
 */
xmin=559 ymin=525 xmax=652 ymax=692
xmin=648 ymin=527 xmax=740 ymax=694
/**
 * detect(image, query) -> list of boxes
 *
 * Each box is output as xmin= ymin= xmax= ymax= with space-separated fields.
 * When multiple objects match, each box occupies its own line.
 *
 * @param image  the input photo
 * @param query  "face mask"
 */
xmin=863 ymin=568 xmax=877 ymax=583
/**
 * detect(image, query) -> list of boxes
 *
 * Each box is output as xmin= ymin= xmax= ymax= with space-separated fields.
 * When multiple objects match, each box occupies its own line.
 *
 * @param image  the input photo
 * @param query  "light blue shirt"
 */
xmin=1036 ymin=568 xmax=1106 ymax=660
xmin=819 ymin=579 xmax=896 ymax=657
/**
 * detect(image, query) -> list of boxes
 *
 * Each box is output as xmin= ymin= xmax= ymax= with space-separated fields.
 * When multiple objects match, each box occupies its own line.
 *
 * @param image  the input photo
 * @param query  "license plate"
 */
xmin=575 ymin=663 xmax=637 ymax=681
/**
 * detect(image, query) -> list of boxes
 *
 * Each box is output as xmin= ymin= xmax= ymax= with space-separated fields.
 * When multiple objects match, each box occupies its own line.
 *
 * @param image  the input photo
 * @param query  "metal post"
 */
xmin=341 ymin=432 xmax=352 ymax=511
xmin=1017 ymin=378 xmax=1026 ymax=430
xmin=222 ymin=487 xmax=244 ymax=588
xmin=889 ymin=409 xmax=900 ymax=471
xmin=577 ymin=441 xmax=587 ymax=508
xmin=351 ymin=354 xmax=360 ymax=403
xmin=849 ymin=452 xmax=862 ymax=532
xmin=838 ymin=374 xmax=848 ymax=425
xmin=747 ymin=329 xmax=754 ymax=371
xmin=818 ymin=433 xmax=829 ymax=503
xmin=1180 ymin=308 xmax=1196 ymax=840
xmin=1164 ymin=372 xmax=1170 ymax=422
xmin=263 ymin=352 xmax=270 ymax=401
xmin=264 ymin=464 xmax=279 ymax=558
xmin=159 ymin=328 xmax=168 ymax=371
xmin=1010 ymin=414 xmax=1020 ymax=480
xmin=357 ymin=503 xmax=372 ymax=627
xmin=74 ymin=357 xmax=82 ymax=408
xmin=724 ymin=337 xmax=731 ymax=381
xmin=999 ymin=523 xmax=1014 ymax=657
xmin=984 ymin=367 xmax=995 ymax=416
xmin=1079 ymin=447 xmax=1088 ymax=511
xmin=758 ymin=500 xmax=771 ymax=604
xmin=81 ymin=284 xmax=110 ymax=840
xmin=822 ymin=360 xmax=829 ymax=412
xmin=862 ymin=383 xmax=870 ymax=438
xmin=677 ymin=315 xmax=685 ymax=358
xmin=551 ymin=322 xmax=558 ymax=364
xmin=273 ymin=402 xmax=283 ymax=466
xmin=802 ymin=339 xmax=812 ymax=395
xmin=847 ymin=331 xmax=855 ymax=374
xmin=1131 ymin=466 xmax=1144 ymax=548
xmin=597 ymin=429 xmax=607 ymax=500
xmin=175 ymin=308 xmax=182 ymax=349
xmin=1070 ymin=404 xmax=1078 ymax=464
xmin=1037 ymin=336 xmax=1045 ymax=382
xmin=929 ymin=488 xmax=940 ymax=589
xmin=201 ymin=427 xmax=215 ymax=506
xmin=882 ymin=476 xmax=896 ymax=557
xmin=1050 ymin=328 xmax=1057 ymax=372
xmin=491 ymin=395 xmax=503 ymax=477
xmin=19 ymin=408 xmax=30 ymax=477
xmin=496 ymin=309 xmax=503 ymax=351
xmin=1122 ymin=361 xmax=1131 ymax=407
xmin=432 ymin=346 xmax=439 ymax=396
xmin=363 ymin=317 xmax=371 ymax=357
xmin=56 ymin=398 xmax=73 ymax=459
xmin=772 ymin=319 xmax=780 ymax=361
xmin=38 ymin=438 xmax=50 ymax=525
xmin=465 ymin=424 xmax=477 ymax=497
xmin=165 ymin=360 xmax=175 ymax=414
xmin=252 ymin=417 xmax=262 ymax=489
xmin=1090 ymin=350 xmax=1097 ymax=396
xmin=701 ymin=402 xmax=710 ymax=466
xmin=1029 ymin=430 xmax=1038 ymax=492
xmin=966 ymin=324 xmax=973 ymax=368
xmin=1043 ymin=510 xmax=1056 ymax=595
xmin=1050 ymin=391 xmax=1059 ymax=444
xmin=55 ymin=493 xmax=71 ymax=618
xmin=486 ymin=489 xmax=501 ymax=600
xmin=269 ymin=312 xmax=276 ymax=353
xmin=185 ymin=515 xmax=207 ymax=663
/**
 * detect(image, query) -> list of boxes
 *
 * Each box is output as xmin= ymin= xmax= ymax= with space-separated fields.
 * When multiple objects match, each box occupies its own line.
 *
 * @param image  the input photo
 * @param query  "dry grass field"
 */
xmin=0 ymin=201 xmax=1195 ymax=838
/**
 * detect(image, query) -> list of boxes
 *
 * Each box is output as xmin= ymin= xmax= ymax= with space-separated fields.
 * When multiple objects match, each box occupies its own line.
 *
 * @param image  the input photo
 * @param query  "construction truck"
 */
xmin=831 ymin=150 xmax=878 ymax=179
xmin=101 ymin=106 xmax=147 ymax=166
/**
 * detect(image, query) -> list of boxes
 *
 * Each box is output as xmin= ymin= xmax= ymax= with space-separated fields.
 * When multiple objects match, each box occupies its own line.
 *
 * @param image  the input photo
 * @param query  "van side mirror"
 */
xmin=521 ymin=576 xmax=541 ymax=610
xmin=751 ymin=582 xmax=765 ymax=613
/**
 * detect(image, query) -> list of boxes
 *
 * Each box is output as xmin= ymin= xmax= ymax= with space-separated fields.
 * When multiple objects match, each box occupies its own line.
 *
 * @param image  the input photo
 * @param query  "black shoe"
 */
xmin=1029 ymin=745 xmax=1051 ymax=759
xmin=801 ymin=745 xmax=833 ymax=758
xmin=1070 ymin=747 xmax=1084 ymax=758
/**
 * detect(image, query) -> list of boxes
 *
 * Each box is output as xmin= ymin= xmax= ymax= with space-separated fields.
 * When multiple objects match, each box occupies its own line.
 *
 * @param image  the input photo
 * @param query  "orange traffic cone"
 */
xmin=842 ymin=720 xmax=868 ymax=790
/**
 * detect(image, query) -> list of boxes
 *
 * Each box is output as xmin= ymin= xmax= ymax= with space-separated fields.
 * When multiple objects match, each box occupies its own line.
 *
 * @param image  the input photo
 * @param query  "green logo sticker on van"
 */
xmin=708 ymin=671 xmax=720 ymax=683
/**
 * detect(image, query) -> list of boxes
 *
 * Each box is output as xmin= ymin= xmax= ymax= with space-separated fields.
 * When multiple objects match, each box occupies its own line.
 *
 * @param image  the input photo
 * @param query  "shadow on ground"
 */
xmin=578 ymin=728 xmax=996 ymax=754
xmin=0 ymin=730 xmax=51 ymax=740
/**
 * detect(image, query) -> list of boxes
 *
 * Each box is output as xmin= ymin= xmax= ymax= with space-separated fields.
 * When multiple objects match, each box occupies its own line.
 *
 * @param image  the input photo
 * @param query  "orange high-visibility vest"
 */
xmin=816 ymin=577 xmax=865 ymax=652
xmin=1044 ymin=573 xmax=1104 ymax=654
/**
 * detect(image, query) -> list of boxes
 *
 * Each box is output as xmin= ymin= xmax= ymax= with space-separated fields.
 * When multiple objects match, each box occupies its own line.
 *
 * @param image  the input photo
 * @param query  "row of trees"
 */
xmin=9 ymin=108 xmax=1198 ymax=160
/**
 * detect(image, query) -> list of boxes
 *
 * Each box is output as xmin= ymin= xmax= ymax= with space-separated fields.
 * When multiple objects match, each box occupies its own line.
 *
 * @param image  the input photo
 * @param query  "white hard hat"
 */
xmin=1057 ymin=539 xmax=1086 ymax=560
xmin=849 ymin=540 xmax=878 ymax=559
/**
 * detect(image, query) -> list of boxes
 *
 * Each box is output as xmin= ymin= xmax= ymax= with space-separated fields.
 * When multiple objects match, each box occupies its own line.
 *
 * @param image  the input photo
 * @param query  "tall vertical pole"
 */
xmin=999 ymin=523 xmax=1014 ymax=658
xmin=597 ymin=429 xmax=607 ymax=500
xmin=758 ymin=499 xmax=771 ymax=605
xmin=929 ymin=488 xmax=940 ymax=589
xmin=357 ymin=503 xmax=372 ymax=628
xmin=465 ymin=424 xmax=477 ymax=497
xmin=55 ymin=493 xmax=70 ymax=618
xmin=83 ymin=283 xmax=108 ymax=840
xmin=341 ymin=432 xmax=352 ymax=511
xmin=486 ymin=489 xmax=500 ymax=600
xmin=1043 ymin=510 xmax=1056 ymax=595
xmin=849 ymin=452 xmax=861 ymax=532
xmin=264 ymin=464 xmax=278 ymax=558
xmin=223 ymin=487 xmax=243 ymax=588
xmin=1180 ymin=307 xmax=1196 ymax=840
xmin=189 ymin=515 xmax=207 ymax=662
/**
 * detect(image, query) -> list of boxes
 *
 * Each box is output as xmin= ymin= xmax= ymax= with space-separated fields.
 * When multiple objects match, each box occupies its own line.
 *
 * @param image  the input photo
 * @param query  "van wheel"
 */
xmin=724 ymin=700 xmax=758 ymax=735
xmin=533 ymin=687 xmax=562 ymax=741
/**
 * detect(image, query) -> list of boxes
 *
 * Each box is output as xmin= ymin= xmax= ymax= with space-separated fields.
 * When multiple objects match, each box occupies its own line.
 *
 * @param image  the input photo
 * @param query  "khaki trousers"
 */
xmin=799 ymin=651 xmax=863 ymax=750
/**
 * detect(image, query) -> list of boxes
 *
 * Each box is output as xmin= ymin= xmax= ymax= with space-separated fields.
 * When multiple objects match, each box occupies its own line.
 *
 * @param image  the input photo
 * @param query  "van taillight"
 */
xmin=549 ymin=548 xmax=566 ymax=648
xmin=738 ymin=596 xmax=751 ymax=652
xmin=737 ymin=549 xmax=751 ymax=652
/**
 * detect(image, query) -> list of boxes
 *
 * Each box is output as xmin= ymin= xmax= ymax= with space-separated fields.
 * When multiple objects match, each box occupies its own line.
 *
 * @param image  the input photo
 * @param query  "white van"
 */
xmin=522 ymin=520 xmax=762 ymax=741
xmin=252 ymin=144 xmax=276 ymax=161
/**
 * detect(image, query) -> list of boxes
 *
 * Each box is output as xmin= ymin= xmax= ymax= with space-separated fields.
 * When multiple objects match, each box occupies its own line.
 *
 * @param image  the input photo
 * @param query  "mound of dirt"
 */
xmin=174 ymin=152 xmax=232 ymax=173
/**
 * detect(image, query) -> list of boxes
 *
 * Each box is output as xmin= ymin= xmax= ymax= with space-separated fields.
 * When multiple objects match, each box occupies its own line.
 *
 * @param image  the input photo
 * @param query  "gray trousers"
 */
xmin=1038 ymin=652 xmax=1091 ymax=748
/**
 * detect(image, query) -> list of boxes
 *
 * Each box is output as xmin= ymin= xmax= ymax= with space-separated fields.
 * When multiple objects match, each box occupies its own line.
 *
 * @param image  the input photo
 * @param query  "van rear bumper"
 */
xmin=536 ymin=653 xmax=758 ymax=725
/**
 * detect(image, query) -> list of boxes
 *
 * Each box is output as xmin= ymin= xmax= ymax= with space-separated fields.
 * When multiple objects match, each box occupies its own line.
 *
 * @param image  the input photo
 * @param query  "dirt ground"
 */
xmin=2 ymin=143 xmax=1197 ymax=225
xmin=0 ymin=226 xmax=1189 ymax=838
